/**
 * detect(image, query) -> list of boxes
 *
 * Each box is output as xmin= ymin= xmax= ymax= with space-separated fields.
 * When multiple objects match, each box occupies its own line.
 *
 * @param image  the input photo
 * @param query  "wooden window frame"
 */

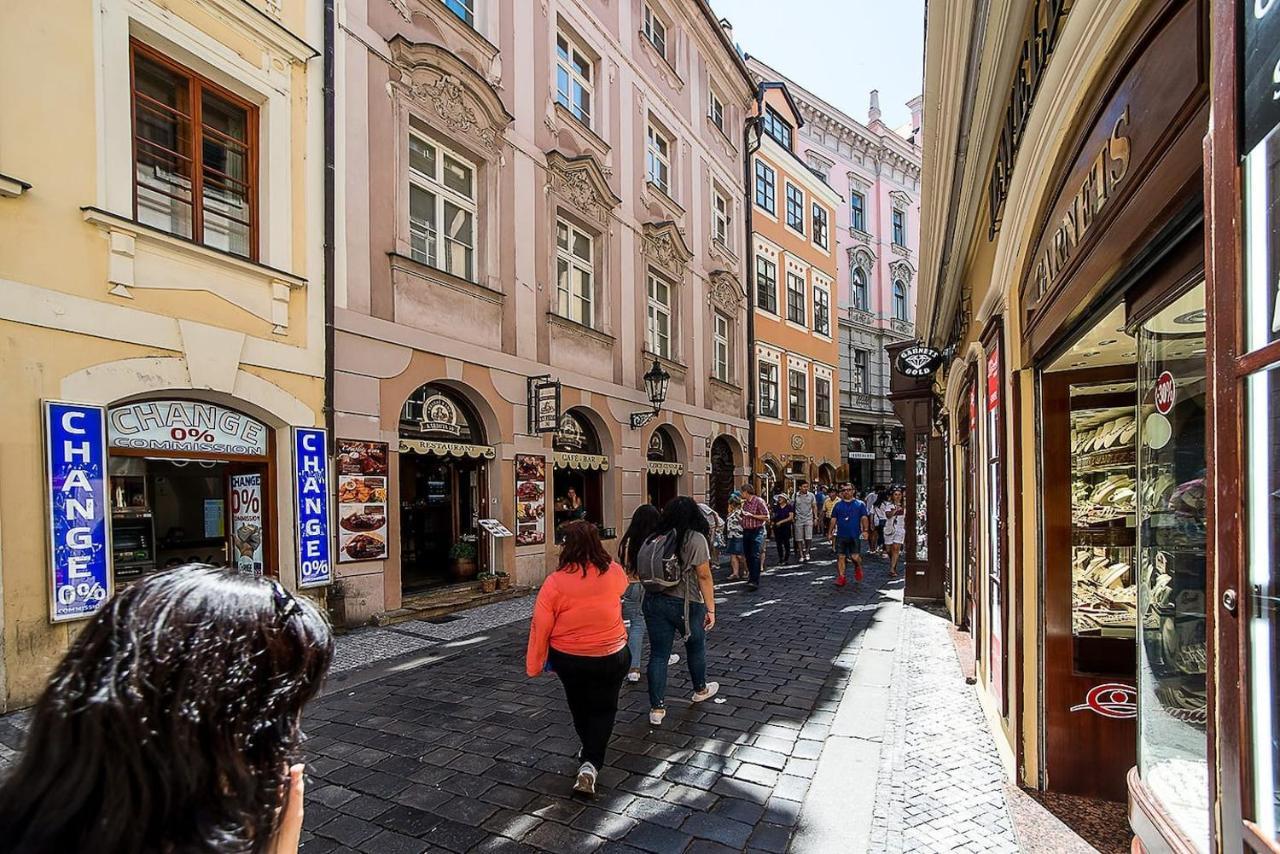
xmin=788 ymin=368 xmax=808 ymax=424
xmin=786 ymin=271 xmax=806 ymax=326
xmin=758 ymin=360 xmax=780 ymax=419
xmin=892 ymin=207 xmax=906 ymax=246
xmin=555 ymin=218 xmax=595 ymax=327
xmin=813 ymin=202 xmax=829 ymax=249
xmin=850 ymin=190 xmax=866 ymax=231
xmin=755 ymin=159 xmax=776 ymax=213
xmin=852 ymin=265 xmax=869 ymax=310
xmin=756 ymin=255 xmax=778 ymax=314
xmin=129 ymin=39 xmax=259 ymax=262
xmin=786 ymin=182 xmax=805 ymax=235
xmin=814 ymin=285 xmax=830 ymax=336
xmin=815 ymin=376 xmax=832 ymax=428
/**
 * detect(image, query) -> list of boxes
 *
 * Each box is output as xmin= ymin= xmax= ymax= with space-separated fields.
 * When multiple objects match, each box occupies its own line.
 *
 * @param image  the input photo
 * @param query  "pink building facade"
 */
xmin=746 ymin=58 xmax=923 ymax=486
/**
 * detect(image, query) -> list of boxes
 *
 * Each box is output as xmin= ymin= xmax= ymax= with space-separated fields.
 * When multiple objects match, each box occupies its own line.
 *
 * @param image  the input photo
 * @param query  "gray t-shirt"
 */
xmin=793 ymin=491 xmax=818 ymax=524
xmin=661 ymin=531 xmax=710 ymax=604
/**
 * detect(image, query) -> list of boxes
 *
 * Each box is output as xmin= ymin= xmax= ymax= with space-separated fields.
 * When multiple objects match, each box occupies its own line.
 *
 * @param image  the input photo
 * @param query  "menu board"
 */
xmin=514 ymin=454 xmax=546 ymax=545
xmin=336 ymin=439 xmax=389 ymax=562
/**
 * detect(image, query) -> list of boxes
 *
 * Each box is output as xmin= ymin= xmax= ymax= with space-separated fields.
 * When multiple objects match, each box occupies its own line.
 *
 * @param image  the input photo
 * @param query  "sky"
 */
xmin=709 ymin=0 xmax=926 ymax=131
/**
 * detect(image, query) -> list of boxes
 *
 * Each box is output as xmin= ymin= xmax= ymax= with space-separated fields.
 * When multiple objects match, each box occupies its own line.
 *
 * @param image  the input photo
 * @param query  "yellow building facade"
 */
xmin=0 ymin=0 xmax=325 ymax=709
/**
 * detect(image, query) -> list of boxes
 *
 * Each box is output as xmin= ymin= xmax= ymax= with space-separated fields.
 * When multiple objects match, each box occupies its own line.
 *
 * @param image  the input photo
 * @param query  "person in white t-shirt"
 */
xmin=791 ymin=480 xmax=818 ymax=562
xmin=882 ymin=486 xmax=907 ymax=577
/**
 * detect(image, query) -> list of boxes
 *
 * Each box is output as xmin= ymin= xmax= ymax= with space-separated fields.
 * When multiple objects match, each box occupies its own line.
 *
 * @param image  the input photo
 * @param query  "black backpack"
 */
xmin=635 ymin=530 xmax=685 ymax=593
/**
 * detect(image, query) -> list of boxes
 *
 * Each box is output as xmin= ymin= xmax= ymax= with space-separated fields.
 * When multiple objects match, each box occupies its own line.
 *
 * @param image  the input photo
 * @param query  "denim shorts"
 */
xmin=723 ymin=536 xmax=744 ymax=555
xmin=835 ymin=536 xmax=862 ymax=558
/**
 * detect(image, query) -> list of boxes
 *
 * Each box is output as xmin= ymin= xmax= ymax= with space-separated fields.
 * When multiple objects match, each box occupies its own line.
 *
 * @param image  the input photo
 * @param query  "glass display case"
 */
xmin=914 ymin=432 xmax=928 ymax=560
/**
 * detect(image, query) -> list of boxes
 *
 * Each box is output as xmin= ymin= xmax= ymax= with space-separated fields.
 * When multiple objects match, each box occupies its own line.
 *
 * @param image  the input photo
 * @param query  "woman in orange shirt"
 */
xmin=526 ymin=520 xmax=630 ymax=797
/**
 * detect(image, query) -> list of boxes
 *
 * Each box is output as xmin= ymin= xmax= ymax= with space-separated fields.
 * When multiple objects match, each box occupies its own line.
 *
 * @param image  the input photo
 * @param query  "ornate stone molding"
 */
xmin=545 ymin=151 xmax=619 ymax=229
xmin=847 ymin=246 xmax=876 ymax=271
xmin=889 ymin=258 xmax=915 ymax=285
xmin=889 ymin=189 xmax=913 ymax=208
xmin=641 ymin=221 xmax=692 ymax=278
xmin=707 ymin=270 xmax=742 ymax=314
xmin=388 ymin=37 xmax=513 ymax=154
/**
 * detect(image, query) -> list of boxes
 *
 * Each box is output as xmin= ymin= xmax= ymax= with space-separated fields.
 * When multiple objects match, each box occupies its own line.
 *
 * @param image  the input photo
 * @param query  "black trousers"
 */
xmin=548 ymin=646 xmax=631 ymax=769
xmin=775 ymin=524 xmax=793 ymax=563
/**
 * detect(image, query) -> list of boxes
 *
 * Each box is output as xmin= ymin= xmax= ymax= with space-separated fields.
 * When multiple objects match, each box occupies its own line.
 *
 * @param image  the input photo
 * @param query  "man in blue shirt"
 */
xmin=826 ymin=483 xmax=869 ymax=587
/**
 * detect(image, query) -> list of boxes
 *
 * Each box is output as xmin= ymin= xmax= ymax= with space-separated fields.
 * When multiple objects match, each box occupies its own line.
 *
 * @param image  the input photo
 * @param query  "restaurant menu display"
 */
xmin=514 ymin=454 xmax=546 ymax=545
xmin=336 ymin=439 xmax=389 ymax=562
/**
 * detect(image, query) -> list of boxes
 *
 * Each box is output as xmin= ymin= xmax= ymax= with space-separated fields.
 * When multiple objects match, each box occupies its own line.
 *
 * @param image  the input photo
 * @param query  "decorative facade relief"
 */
xmin=889 ymin=258 xmax=915 ymax=285
xmin=641 ymin=221 xmax=693 ymax=278
xmin=389 ymin=38 xmax=513 ymax=154
xmin=546 ymin=152 xmax=619 ymax=229
xmin=707 ymin=270 xmax=742 ymax=313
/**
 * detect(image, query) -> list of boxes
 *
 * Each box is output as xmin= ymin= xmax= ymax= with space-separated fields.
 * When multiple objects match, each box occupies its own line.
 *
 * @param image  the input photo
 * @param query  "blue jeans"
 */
xmin=642 ymin=593 xmax=708 ymax=709
xmin=743 ymin=528 xmax=766 ymax=584
xmin=622 ymin=582 xmax=645 ymax=667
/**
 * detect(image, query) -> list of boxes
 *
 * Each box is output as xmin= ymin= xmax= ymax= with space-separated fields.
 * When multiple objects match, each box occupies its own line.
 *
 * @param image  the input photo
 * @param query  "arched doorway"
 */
xmin=552 ymin=410 xmax=607 ymax=541
xmin=817 ymin=462 xmax=837 ymax=491
xmin=398 ymin=383 xmax=494 ymax=592
xmin=646 ymin=426 xmax=683 ymax=509
xmin=710 ymin=436 xmax=737 ymax=517
xmin=761 ymin=458 xmax=784 ymax=501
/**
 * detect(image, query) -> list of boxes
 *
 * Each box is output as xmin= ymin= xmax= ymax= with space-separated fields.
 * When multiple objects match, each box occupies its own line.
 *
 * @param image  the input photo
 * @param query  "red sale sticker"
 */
xmin=1154 ymin=371 xmax=1175 ymax=415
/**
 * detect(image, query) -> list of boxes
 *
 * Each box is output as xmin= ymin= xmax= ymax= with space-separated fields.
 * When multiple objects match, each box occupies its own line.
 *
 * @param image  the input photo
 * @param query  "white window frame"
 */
xmin=441 ymin=0 xmax=475 ymax=27
xmin=646 ymin=123 xmax=671 ymax=196
xmin=786 ymin=271 xmax=806 ymax=326
xmin=851 ymin=266 xmax=869 ymax=310
xmin=555 ymin=218 xmax=595 ymax=327
xmin=814 ymin=285 xmax=830 ymax=336
xmin=713 ymin=312 xmax=730 ymax=382
xmin=786 ymin=182 xmax=805 ymax=234
xmin=853 ymin=348 xmax=869 ymax=393
xmin=708 ymin=86 xmax=725 ymax=133
xmin=892 ymin=207 xmax=907 ymax=246
xmin=555 ymin=31 xmax=594 ymax=128
xmin=642 ymin=4 xmax=668 ymax=59
xmin=894 ymin=280 xmax=909 ymax=320
xmin=712 ymin=186 xmax=729 ymax=246
xmin=646 ymin=270 xmax=673 ymax=359
xmin=850 ymin=190 xmax=866 ymax=232
xmin=788 ymin=368 xmax=808 ymax=424
xmin=813 ymin=202 xmax=828 ymax=250
xmin=408 ymin=121 xmax=478 ymax=282
xmin=758 ymin=360 xmax=780 ymax=419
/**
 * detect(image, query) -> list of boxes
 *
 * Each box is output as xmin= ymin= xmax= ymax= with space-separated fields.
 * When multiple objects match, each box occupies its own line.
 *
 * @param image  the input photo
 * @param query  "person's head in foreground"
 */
xmin=0 ymin=565 xmax=334 ymax=854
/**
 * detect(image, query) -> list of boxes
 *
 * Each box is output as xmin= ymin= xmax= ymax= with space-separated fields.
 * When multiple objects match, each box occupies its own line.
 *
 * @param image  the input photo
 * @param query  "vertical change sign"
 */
xmin=44 ymin=401 xmax=112 ymax=622
xmin=294 ymin=427 xmax=333 ymax=588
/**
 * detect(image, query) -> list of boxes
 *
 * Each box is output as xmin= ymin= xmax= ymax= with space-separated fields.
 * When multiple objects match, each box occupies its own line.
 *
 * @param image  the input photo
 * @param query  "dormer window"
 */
xmin=761 ymin=105 xmax=793 ymax=150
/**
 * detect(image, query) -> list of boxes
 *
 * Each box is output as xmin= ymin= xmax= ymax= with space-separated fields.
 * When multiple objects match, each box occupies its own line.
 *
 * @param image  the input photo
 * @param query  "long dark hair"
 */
xmin=558 ymin=520 xmax=612 ymax=576
xmin=655 ymin=496 xmax=711 ymax=555
xmin=619 ymin=503 xmax=662 ymax=571
xmin=0 ymin=565 xmax=334 ymax=853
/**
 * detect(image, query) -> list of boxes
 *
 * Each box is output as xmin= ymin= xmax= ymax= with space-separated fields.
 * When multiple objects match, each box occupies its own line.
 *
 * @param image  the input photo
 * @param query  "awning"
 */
xmin=399 ymin=438 xmax=496 ymax=459
xmin=553 ymin=452 xmax=610 ymax=471
xmin=647 ymin=461 xmax=684 ymax=476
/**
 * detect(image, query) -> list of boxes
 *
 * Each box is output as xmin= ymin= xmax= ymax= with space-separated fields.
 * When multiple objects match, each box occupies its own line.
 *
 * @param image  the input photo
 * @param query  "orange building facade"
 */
xmin=750 ymin=84 xmax=843 ymax=494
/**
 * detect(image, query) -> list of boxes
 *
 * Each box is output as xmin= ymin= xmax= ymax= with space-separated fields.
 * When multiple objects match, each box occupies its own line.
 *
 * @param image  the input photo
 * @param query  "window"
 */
xmin=788 ymin=369 xmax=807 ymax=423
xmin=813 ymin=203 xmax=828 ymax=249
xmin=786 ymin=183 xmax=804 ymax=234
xmin=555 ymin=219 xmax=594 ymax=326
xmin=756 ymin=256 xmax=778 ymax=313
xmin=814 ymin=286 xmax=830 ymax=336
xmin=712 ymin=187 xmax=729 ymax=245
xmin=646 ymin=271 xmax=672 ymax=359
xmin=853 ymin=348 xmax=868 ymax=393
xmin=761 ymin=105 xmax=793 ymax=149
xmin=786 ymin=272 xmax=806 ymax=325
xmin=131 ymin=44 xmax=256 ymax=259
xmin=441 ymin=0 xmax=474 ymax=26
xmin=815 ymin=378 xmax=831 ymax=428
xmin=850 ymin=191 xmax=866 ymax=231
xmin=754 ymin=160 xmax=776 ymax=213
xmin=713 ymin=312 xmax=730 ymax=381
xmin=852 ymin=266 xmax=869 ymax=310
xmin=556 ymin=33 xmax=593 ymax=127
xmin=892 ymin=208 xmax=906 ymax=246
xmin=893 ymin=280 xmax=908 ymax=320
xmin=758 ymin=362 xmax=779 ymax=418
xmin=646 ymin=124 xmax=671 ymax=195
xmin=708 ymin=87 xmax=725 ymax=133
xmin=408 ymin=117 xmax=477 ymax=281
xmin=642 ymin=4 xmax=667 ymax=59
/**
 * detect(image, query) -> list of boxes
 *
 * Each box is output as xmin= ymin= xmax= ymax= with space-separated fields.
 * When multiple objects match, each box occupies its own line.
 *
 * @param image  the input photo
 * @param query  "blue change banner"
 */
xmin=44 ymin=401 xmax=111 ymax=622
xmin=294 ymin=427 xmax=332 ymax=588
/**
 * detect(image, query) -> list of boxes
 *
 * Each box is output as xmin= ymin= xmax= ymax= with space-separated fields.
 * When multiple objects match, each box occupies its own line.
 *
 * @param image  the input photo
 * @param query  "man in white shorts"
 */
xmin=792 ymin=480 xmax=818 ymax=562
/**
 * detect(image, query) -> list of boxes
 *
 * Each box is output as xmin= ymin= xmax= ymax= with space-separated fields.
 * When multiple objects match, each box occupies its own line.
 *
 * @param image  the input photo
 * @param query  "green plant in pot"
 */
xmin=477 ymin=570 xmax=497 ymax=593
xmin=495 ymin=570 xmax=511 ymax=590
xmin=449 ymin=538 xmax=479 ymax=581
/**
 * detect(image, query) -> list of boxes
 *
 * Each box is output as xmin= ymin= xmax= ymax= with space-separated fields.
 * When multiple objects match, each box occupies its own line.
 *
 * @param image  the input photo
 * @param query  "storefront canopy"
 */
xmin=646 ymin=461 xmax=683 ymax=477
xmin=398 ymin=438 xmax=495 ymax=460
xmin=553 ymin=451 xmax=609 ymax=471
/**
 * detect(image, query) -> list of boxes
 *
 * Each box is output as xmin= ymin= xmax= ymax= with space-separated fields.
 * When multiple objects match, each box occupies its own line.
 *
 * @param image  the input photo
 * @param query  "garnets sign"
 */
xmin=895 ymin=345 xmax=943 ymax=377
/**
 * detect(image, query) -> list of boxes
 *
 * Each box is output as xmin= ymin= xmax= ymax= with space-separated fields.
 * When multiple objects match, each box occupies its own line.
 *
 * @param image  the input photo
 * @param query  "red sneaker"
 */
xmin=835 ymin=574 xmax=847 ymax=587
xmin=855 ymin=566 xmax=864 ymax=583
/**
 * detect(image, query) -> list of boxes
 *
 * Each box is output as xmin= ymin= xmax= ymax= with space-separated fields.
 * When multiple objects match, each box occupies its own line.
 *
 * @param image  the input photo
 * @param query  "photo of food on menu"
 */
xmin=514 ymin=454 xmax=546 ymax=546
xmin=337 ymin=439 xmax=389 ymax=562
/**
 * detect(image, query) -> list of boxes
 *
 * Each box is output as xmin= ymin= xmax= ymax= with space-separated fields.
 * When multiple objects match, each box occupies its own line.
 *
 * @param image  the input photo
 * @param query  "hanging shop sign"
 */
xmin=1070 ymin=682 xmax=1137 ymax=719
xmin=515 ymin=454 xmax=547 ymax=546
xmin=336 ymin=439 xmax=388 ymax=564
xmin=553 ymin=452 xmax=609 ymax=471
xmin=527 ymin=376 xmax=561 ymax=434
xmin=108 ymin=400 xmax=269 ymax=457
xmin=987 ymin=0 xmax=1073 ymax=239
xmin=44 ymin=401 xmax=112 ymax=623
xmin=895 ymin=345 xmax=944 ymax=377
xmin=294 ymin=428 xmax=332 ymax=587
xmin=230 ymin=473 xmax=265 ymax=576
xmin=1243 ymin=0 xmax=1280 ymax=151
xmin=648 ymin=461 xmax=684 ymax=476
xmin=399 ymin=438 xmax=496 ymax=459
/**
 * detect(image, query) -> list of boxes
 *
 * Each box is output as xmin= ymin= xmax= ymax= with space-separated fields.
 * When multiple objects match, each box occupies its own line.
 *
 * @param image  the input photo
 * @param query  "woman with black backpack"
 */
xmin=637 ymin=496 xmax=719 ymax=726
xmin=618 ymin=504 xmax=680 ymax=684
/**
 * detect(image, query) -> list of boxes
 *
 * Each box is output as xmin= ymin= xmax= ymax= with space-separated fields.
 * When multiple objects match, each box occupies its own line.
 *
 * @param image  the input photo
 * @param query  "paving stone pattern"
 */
xmin=868 ymin=604 xmax=1021 ymax=853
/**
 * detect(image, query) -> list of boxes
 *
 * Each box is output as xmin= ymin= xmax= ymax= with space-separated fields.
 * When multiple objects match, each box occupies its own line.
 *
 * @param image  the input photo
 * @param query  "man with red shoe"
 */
xmin=826 ymin=483 xmax=869 ymax=587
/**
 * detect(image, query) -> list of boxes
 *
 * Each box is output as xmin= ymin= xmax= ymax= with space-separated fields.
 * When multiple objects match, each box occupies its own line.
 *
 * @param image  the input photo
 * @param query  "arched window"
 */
xmin=852 ymin=266 xmax=869 ymax=310
xmin=893 ymin=280 xmax=908 ymax=321
xmin=399 ymin=383 xmax=484 ymax=442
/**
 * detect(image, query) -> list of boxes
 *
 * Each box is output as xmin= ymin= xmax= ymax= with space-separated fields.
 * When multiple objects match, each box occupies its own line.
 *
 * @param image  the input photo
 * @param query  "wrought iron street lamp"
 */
xmin=630 ymin=358 xmax=671 ymax=429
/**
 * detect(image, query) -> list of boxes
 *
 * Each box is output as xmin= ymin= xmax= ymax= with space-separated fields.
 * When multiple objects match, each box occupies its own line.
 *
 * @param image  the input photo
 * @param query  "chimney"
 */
xmin=907 ymin=94 xmax=924 ymax=138
xmin=719 ymin=17 xmax=733 ymax=44
xmin=868 ymin=89 xmax=882 ymax=124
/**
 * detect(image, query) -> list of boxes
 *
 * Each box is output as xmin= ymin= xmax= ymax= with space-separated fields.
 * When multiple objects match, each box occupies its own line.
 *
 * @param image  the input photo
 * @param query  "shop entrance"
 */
xmin=709 ymin=437 xmax=736 ymax=517
xmin=398 ymin=384 xmax=493 ymax=594
xmin=553 ymin=411 xmax=607 ymax=541
xmin=646 ymin=427 xmax=683 ymax=509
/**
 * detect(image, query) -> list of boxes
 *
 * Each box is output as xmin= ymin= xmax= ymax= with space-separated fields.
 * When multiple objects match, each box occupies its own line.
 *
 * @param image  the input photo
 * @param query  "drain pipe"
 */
xmin=744 ymin=91 xmax=763 ymax=490
xmin=322 ymin=0 xmax=336 ymax=457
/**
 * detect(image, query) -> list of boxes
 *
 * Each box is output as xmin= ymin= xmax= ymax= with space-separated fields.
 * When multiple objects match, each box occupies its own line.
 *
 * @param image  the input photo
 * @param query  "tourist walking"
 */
xmin=864 ymin=484 xmax=881 ymax=553
xmin=739 ymin=482 xmax=770 ymax=591
xmin=827 ymin=483 xmax=871 ymax=587
xmin=724 ymin=495 xmax=746 ymax=579
xmin=883 ymin=486 xmax=907 ymax=577
xmin=0 ymin=565 xmax=334 ymax=854
xmin=526 ymin=520 xmax=631 ymax=797
xmin=637 ymin=497 xmax=719 ymax=725
xmin=771 ymin=493 xmax=795 ymax=564
xmin=792 ymin=479 xmax=818 ymax=562
xmin=618 ymin=505 xmax=680 ymax=684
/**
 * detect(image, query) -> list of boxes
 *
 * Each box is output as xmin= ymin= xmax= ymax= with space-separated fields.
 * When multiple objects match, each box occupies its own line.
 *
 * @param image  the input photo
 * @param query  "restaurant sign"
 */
xmin=108 ymin=400 xmax=268 ymax=457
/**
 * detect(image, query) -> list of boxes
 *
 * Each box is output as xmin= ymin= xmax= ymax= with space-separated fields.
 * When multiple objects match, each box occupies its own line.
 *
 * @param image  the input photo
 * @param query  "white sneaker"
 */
xmin=668 ymin=653 xmax=680 ymax=665
xmin=649 ymin=708 xmax=666 ymax=726
xmin=691 ymin=682 xmax=720 ymax=703
xmin=573 ymin=762 xmax=597 ymax=797
xmin=626 ymin=670 xmax=641 ymax=683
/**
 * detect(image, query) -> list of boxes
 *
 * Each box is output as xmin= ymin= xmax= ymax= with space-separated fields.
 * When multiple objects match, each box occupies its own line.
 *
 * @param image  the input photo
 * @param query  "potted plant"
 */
xmin=495 ymin=570 xmax=511 ymax=590
xmin=325 ymin=578 xmax=350 ymax=628
xmin=477 ymin=571 xmax=497 ymax=594
xmin=449 ymin=538 xmax=478 ymax=581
